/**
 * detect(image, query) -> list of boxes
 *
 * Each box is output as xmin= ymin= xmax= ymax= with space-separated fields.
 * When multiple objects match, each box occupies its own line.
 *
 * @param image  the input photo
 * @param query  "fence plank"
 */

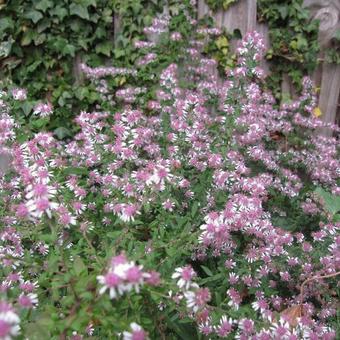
xmin=197 ymin=0 xmax=257 ymax=36
xmin=304 ymin=0 xmax=340 ymax=133
xmin=318 ymin=63 xmax=340 ymax=135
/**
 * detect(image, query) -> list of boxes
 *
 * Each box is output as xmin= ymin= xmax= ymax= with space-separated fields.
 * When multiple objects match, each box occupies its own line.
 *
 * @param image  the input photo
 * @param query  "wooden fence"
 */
xmin=197 ymin=0 xmax=340 ymax=135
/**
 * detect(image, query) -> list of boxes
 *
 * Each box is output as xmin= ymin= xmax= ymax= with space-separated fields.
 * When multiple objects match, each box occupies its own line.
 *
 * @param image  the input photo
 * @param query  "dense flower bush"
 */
xmin=0 ymin=3 xmax=339 ymax=339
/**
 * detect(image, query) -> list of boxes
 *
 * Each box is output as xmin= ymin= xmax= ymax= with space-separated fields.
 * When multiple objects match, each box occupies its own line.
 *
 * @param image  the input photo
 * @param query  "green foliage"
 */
xmin=205 ymin=0 xmax=238 ymax=11
xmin=112 ymin=0 xmax=164 ymax=64
xmin=202 ymin=30 xmax=237 ymax=74
xmin=0 ymin=0 xmax=115 ymax=133
xmin=325 ymin=29 xmax=340 ymax=64
xmin=257 ymin=0 xmax=320 ymax=98
xmin=315 ymin=187 xmax=340 ymax=220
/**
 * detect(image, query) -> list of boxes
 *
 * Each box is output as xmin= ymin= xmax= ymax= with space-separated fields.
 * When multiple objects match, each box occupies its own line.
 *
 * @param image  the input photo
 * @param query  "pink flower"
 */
xmin=123 ymin=323 xmax=147 ymax=340
xmin=11 ymin=88 xmax=27 ymax=101
xmin=216 ymin=316 xmax=234 ymax=337
xmin=0 ymin=302 xmax=20 ymax=339
xmin=18 ymin=293 xmax=38 ymax=308
xmin=172 ymin=266 xmax=197 ymax=290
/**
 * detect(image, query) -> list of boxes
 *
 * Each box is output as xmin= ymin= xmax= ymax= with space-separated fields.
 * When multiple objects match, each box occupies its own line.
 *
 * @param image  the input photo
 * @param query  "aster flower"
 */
xmin=97 ymin=254 xmax=157 ymax=299
xmin=18 ymin=293 xmax=38 ymax=309
xmin=0 ymin=302 xmax=20 ymax=340
xmin=162 ymin=199 xmax=175 ymax=211
xmin=172 ymin=266 xmax=197 ymax=290
xmin=215 ymin=315 xmax=234 ymax=337
xmin=11 ymin=88 xmax=27 ymax=101
xmin=33 ymin=102 xmax=53 ymax=117
xmin=123 ymin=323 xmax=147 ymax=340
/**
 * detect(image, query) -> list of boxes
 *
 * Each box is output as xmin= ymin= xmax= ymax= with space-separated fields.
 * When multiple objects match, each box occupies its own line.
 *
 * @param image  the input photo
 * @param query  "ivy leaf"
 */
xmin=0 ymin=18 xmax=14 ymax=33
xmin=21 ymin=30 xmax=37 ymax=46
xmin=81 ymin=0 xmax=97 ymax=6
xmin=334 ymin=29 xmax=340 ymax=41
xmin=278 ymin=5 xmax=288 ymax=20
xmin=77 ymin=38 xmax=88 ymax=50
xmin=95 ymin=42 xmax=112 ymax=56
xmin=26 ymin=60 xmax=42 ymax=73
xmin=62 ymin=44 xmax=76 ymax=57
xmin=70 ymin=4 xmax=90 ymax=20
xmin=31 ymin=118 xmax=49 ymax=129
xmin=54 ymin=127 xmax=71 ymax=140
xmin=315 ymin=187 xmax=340 ymax=216
xmin=216 ymin=36 xmax=229 ymax=49
xmin=24 ymin=10 xmax=44 ymax=24
xmin=50 ymin=6 xmax=68 ymax=20
xmin=0 ymin=40 xmax=13 ymax=58
xmin=21 ymin=101 xmax=34 ymax=116
xmin=114 ymin=49 xmax=126 ymax=59
xmin=222 ymin=0 xmax=236 ymax=10
xmin=35 ymin=0 xmax=53 ymax=12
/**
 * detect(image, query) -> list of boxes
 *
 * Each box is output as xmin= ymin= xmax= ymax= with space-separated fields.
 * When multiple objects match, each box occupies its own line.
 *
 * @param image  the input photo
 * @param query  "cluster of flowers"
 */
xmin=80 ymin=63 xmax=137 ymax=80
xmin=97 ymin=253 xmax=160 ymax=299
xmin=0 ymin=227 xmax=40 ymax=339
xmin=33 ymin=102 xmax=53 ymax=117
xmin=143 ymin=15 xmax=170 ymax=35
xmin=0 ymin=1 xmax=339 ymax=338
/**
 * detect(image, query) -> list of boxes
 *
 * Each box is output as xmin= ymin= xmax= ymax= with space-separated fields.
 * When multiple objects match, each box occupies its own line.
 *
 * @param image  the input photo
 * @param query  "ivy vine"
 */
xmin=325 ymin=29 xmax=340 ymax=64
xmin=205 ymin=0 xmax=238 ymax=11
xmin=257 ymin=0 xmax=320 ymax=98
xmin=204 ymin=0 xmax=334 ymax=101
xmin=0 ymin=0 xmax=118 ymax=135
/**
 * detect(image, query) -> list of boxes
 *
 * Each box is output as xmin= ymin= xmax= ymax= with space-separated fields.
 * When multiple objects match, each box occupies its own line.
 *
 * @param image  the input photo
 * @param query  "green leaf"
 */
xmin=0 ymin=40 xmax=13 ymax=58
xmin=21 ymin=30 xmax=37 ymax=46
xmin=315 ymin=187 xmax=340 ymax=216
xmin=95 ymin=41 xmax=112 ymax=56
xmin=50 ymin=6 xmax=68 ymax=20
xmin=81 ymin=0 xmax=97 ymax=7
xmin=62 ymin=44 xmax=76 ymax=57
xmin=216 ymin=36 xmax=229 ymax=49
xmin=34 ymin=33 xmax=47 ymax=45
xmin=223 ymin=0 xmax=236 ymax=10
xmin=26 ymin=60 xmax=42 ymax=73
xmin=73 ymin=256 xmax=87 ymax=275
xmin=21 ymin=102 xmax=34 ymax=116
xmin=70 ymin=4 xmax=90 ymax=20
xmin=200 ymin=273 xmax=223 ymax=284
xmin=278 ymin=5 xmax=288 ymax=20
xmin=0 ymin=18 xmax=14 ymax=33
xmin=334 ymin=29 xmax=340 ymax=41
xmin=191 ymin=201 xmax=199 ymax=218
xmin=35 ymin=0 xmax=53 ymax=12
xmin=31 ymin=118 xmax=49 ymax=129
xmin=24 ymin=10 xmax=44 ymax=24
xmin=54 ymin=127 xmax=71 ymax=140
xmin=201 ymin=265 xmax=213 ymax=276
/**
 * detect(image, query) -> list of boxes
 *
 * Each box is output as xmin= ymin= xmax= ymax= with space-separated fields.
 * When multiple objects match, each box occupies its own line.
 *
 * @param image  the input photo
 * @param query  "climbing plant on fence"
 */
xmin=0 ymin=0 xmax=117 ymax=135
xmin=257 ymin=0 xmax=320 ymax=98
xmin=0 ymin=0 xmax=198 ymax=137
xmin=205 ymin=0 xmax=322 ymax=99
